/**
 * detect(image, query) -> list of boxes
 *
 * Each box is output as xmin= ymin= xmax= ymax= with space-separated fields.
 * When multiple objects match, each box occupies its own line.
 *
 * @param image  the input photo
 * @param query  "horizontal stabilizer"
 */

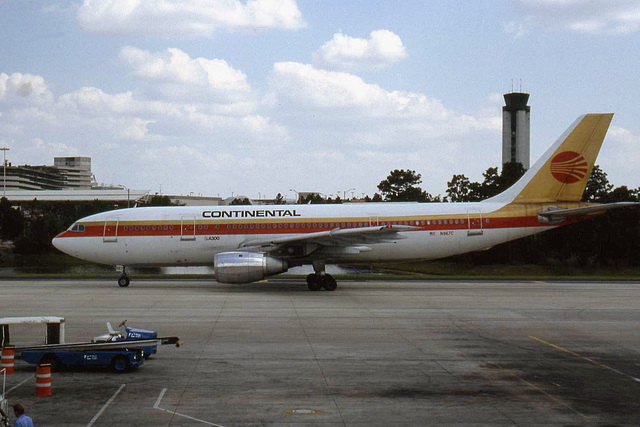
xmin=538 ymin=202 xmax=639 ymax=222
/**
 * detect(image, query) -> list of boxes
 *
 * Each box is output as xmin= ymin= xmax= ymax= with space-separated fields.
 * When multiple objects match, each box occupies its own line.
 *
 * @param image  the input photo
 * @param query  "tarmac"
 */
xmin=1 ymin=277 xmax=639 ymax=426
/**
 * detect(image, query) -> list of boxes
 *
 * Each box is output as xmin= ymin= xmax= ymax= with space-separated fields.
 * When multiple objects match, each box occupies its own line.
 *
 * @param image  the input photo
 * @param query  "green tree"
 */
xmin=445 ymin=162 xmax=525 ymax=202
xmin=497 ymin=162 xmax=526 ymax=192
xmin=605 ymin=186 xmax=639 ymax=203
xmin=446 ymin=174 xmax=472 ymax=202
xmin=377 ymin=169 xmax=429 ymax=202
xmin=230 ymin=197 xmax=252 ymax=205
xmin=13 ymin=212 xmax=59 ymax=254
xmin=146 ymin=195 xmax=175 ymax=206
xmin=273 ymin=193 xmax=286 ymax=205
xmin=583 ymin=165 xmax=613 ymax=202
xmin=0 ymin=197 xmax=24 ymax=240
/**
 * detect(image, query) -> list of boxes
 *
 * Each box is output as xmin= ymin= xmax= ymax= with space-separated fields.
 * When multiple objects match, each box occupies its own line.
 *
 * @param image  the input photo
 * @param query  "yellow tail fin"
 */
xmin=488 ymin=113 xmax=613 ymax=204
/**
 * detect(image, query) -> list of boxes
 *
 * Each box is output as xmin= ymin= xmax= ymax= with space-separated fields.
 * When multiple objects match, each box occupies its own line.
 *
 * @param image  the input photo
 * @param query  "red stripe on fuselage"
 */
xmin=55 ymin=215 xmax=575 ymax=239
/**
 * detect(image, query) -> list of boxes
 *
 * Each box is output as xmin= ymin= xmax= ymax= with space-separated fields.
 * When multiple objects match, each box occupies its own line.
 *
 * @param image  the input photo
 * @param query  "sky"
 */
xmin=1 ymin=0 xmax=639 ymax=201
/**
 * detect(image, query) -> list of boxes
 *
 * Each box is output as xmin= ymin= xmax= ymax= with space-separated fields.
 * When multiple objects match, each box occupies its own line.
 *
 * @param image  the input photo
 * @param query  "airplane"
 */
xmin=52 ymin=113 xmax=637 ymax=291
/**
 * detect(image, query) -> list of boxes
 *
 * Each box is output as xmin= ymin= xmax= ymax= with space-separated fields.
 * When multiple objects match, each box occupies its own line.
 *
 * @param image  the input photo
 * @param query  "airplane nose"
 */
xmin=52 ymin=236 xmax=61 ymax=251
xmin=52 ymin=234 xmax=69 ymax=254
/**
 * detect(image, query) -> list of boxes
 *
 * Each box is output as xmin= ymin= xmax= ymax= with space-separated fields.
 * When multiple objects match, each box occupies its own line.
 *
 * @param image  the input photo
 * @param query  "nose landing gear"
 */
xmin=117 ymin=266 xmax=130 ymax=287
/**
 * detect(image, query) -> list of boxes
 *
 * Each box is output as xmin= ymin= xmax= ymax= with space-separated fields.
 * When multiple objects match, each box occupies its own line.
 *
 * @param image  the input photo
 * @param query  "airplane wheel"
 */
xmin=118 ymin=275 xmax=130 ymax=287
xmin=323 ymin=275 xmax=337 ymax=291
xmin=306 ymin=274 xmax=321 ymax=291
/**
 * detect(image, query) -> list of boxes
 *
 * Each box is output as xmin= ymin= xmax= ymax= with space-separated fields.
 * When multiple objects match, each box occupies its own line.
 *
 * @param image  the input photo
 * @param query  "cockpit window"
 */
xmin=70 ymin=224 xmax=86 ymax=232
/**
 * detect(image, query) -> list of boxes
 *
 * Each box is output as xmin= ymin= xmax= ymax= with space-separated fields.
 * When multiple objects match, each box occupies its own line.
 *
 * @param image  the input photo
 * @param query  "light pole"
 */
xmin=343 ymin=188 xmax=355 ymax=200
xmin=289 ymin=189 xmax=299 ymax=203
xmin=1 ymin=147 xmax=9 ymax=199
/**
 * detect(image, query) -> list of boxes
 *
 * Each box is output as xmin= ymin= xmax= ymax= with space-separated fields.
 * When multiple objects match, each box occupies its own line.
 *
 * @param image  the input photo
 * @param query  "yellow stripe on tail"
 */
xmin=488 ymin=113 xmax=614 ymax=204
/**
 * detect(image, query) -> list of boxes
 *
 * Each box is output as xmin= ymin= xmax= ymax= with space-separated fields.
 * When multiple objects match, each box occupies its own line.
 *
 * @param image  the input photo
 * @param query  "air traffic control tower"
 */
xmin=502 ymin=92 xmax=530 ymax=169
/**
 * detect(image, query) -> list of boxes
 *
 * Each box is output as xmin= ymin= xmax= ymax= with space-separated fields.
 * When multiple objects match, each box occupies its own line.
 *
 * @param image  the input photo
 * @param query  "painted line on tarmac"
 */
xmin=86 ymin=383 xmax=125 ymax=427
xmin=5 ymin=377 xmax=31 ymax=395
xmin=530 ymin=335 xmax=640 ymax=383
xmin=154 ymin=388 xmax=225 ymax=427
xmin=496 ymin=364 xmax=590 ymax=419
xmin=516 ymin=375 xmax=591 ymax=419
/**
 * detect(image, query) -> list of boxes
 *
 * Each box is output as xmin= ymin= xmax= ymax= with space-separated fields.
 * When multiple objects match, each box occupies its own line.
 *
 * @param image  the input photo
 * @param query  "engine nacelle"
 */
xmin=214 ymin=251 xmax=288 ymax=284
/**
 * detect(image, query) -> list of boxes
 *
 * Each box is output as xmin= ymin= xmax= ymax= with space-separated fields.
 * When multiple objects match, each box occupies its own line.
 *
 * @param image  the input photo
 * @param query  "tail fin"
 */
xmin=487 ymin=113 xmax=613 ymax=204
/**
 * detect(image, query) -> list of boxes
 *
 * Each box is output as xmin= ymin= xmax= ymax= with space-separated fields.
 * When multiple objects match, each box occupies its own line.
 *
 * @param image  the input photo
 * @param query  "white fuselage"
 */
xmin=52 ymin=201 xmax=559 ymax=267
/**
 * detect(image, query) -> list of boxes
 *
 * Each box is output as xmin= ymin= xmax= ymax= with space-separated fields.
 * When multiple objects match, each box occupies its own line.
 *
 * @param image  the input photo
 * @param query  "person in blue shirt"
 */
xmin=12 ymin=404 xmax=34 ymax=427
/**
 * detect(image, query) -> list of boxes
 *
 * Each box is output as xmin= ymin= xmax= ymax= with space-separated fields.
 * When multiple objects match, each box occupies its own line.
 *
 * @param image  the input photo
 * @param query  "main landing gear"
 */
xmin=117 ymin=266 xmax=130 ymax=287
xmin=306 ymin=261 xmax=337 ymax=291
xmin=306 ymin=274 xmax=337 ymax=291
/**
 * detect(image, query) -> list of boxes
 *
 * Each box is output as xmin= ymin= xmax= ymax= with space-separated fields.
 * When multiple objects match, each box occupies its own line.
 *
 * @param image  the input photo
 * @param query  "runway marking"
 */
xmin=284 ymin=407 xmax=325 ymax=415
xmin=516 ymin=376 xmax=591 ymax=419
xmin=154 ymin=388 xmax=225 ymax=427
xmin=5 ymin=377 xmax=30 ymax=395
xmin=496 ymin=365 xmax=591 ymax=419
xmin=530 ymin=335 xmax=640 ymax=383
xmin=86 ymin=383 xmax=125 ymax=427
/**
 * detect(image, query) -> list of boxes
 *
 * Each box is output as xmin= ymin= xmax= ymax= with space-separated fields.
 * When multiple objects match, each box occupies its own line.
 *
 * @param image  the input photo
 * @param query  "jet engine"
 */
xmin=214 ymin=251 xmax=288 ymax=284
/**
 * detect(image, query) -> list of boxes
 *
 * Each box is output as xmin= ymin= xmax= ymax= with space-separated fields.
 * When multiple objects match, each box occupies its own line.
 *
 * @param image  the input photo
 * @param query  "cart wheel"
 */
xmin=111 ymin=355 xmax=130 ymax=373
xmin=41 ymin=354 xmax=62 ymax=371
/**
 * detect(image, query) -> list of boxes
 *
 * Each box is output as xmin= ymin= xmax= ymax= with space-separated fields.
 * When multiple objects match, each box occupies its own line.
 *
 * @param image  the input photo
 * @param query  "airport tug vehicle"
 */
xmin=1 ymin=317 xmax=180 ymax=373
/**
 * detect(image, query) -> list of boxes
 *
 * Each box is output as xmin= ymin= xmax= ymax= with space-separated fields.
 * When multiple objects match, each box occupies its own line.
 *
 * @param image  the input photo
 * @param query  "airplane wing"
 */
xmin=238 ymin=224 xmax=420 ymax=255
xmin=538 ymin=202 xmax=639 ymax=221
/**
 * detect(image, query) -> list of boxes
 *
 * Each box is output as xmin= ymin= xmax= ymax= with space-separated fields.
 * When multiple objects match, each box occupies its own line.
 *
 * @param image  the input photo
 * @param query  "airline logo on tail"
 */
xmin=550 ymin=151 xmax=588 ymax=184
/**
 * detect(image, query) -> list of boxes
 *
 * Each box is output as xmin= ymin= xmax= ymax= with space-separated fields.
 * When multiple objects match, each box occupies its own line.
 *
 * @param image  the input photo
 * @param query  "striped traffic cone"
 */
xmin=35 ymin=363 xmax=52 ymax=397
xmin=1 ymin=346 xmax=15 ymax=375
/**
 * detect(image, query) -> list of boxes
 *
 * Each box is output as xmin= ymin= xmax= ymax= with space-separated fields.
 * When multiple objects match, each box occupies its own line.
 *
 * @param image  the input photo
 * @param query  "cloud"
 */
xmin=0 ymin=72 xmax=53 ymax=104
xmin=503 ymin=20 xmax=530 ymax=38
xmin=599 ymin=125 xmax=640 ymax=188
xmin=270 ymin=62 xmax=493 ymax=128
xmin=508 ymin=0 xmax=640 ymax=35
xmin=313 ymin=30 xmax=408 ymax=71
xmin=1 ymin=54 xmax=507 ymax=197
xmin=77 ymin=0 xmax=306 ymax=37
xmin=266 ymin=62 xmax=502 ymax=194
xmin=119 ymin=46 xmax=254 ymax=109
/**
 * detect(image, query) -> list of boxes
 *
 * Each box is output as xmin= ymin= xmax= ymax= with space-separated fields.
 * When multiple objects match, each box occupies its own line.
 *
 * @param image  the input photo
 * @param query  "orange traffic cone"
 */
xmin=1 ymin=346 xmax=15 ymax=375
xmin=35 ymin=363 xmax=52 ymax=397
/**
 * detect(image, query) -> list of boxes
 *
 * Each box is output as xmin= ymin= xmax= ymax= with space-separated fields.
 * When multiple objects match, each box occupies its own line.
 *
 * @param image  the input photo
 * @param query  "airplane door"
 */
xmin=367 ymin=214 xmax=380 ymax=226
xmin=466 ymin=208 xmax=484 ymax=236
xmin=180 ymin=216 xmax=196 ymax=241
xmin=103 ymin=217 xmax=119 ymax=242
